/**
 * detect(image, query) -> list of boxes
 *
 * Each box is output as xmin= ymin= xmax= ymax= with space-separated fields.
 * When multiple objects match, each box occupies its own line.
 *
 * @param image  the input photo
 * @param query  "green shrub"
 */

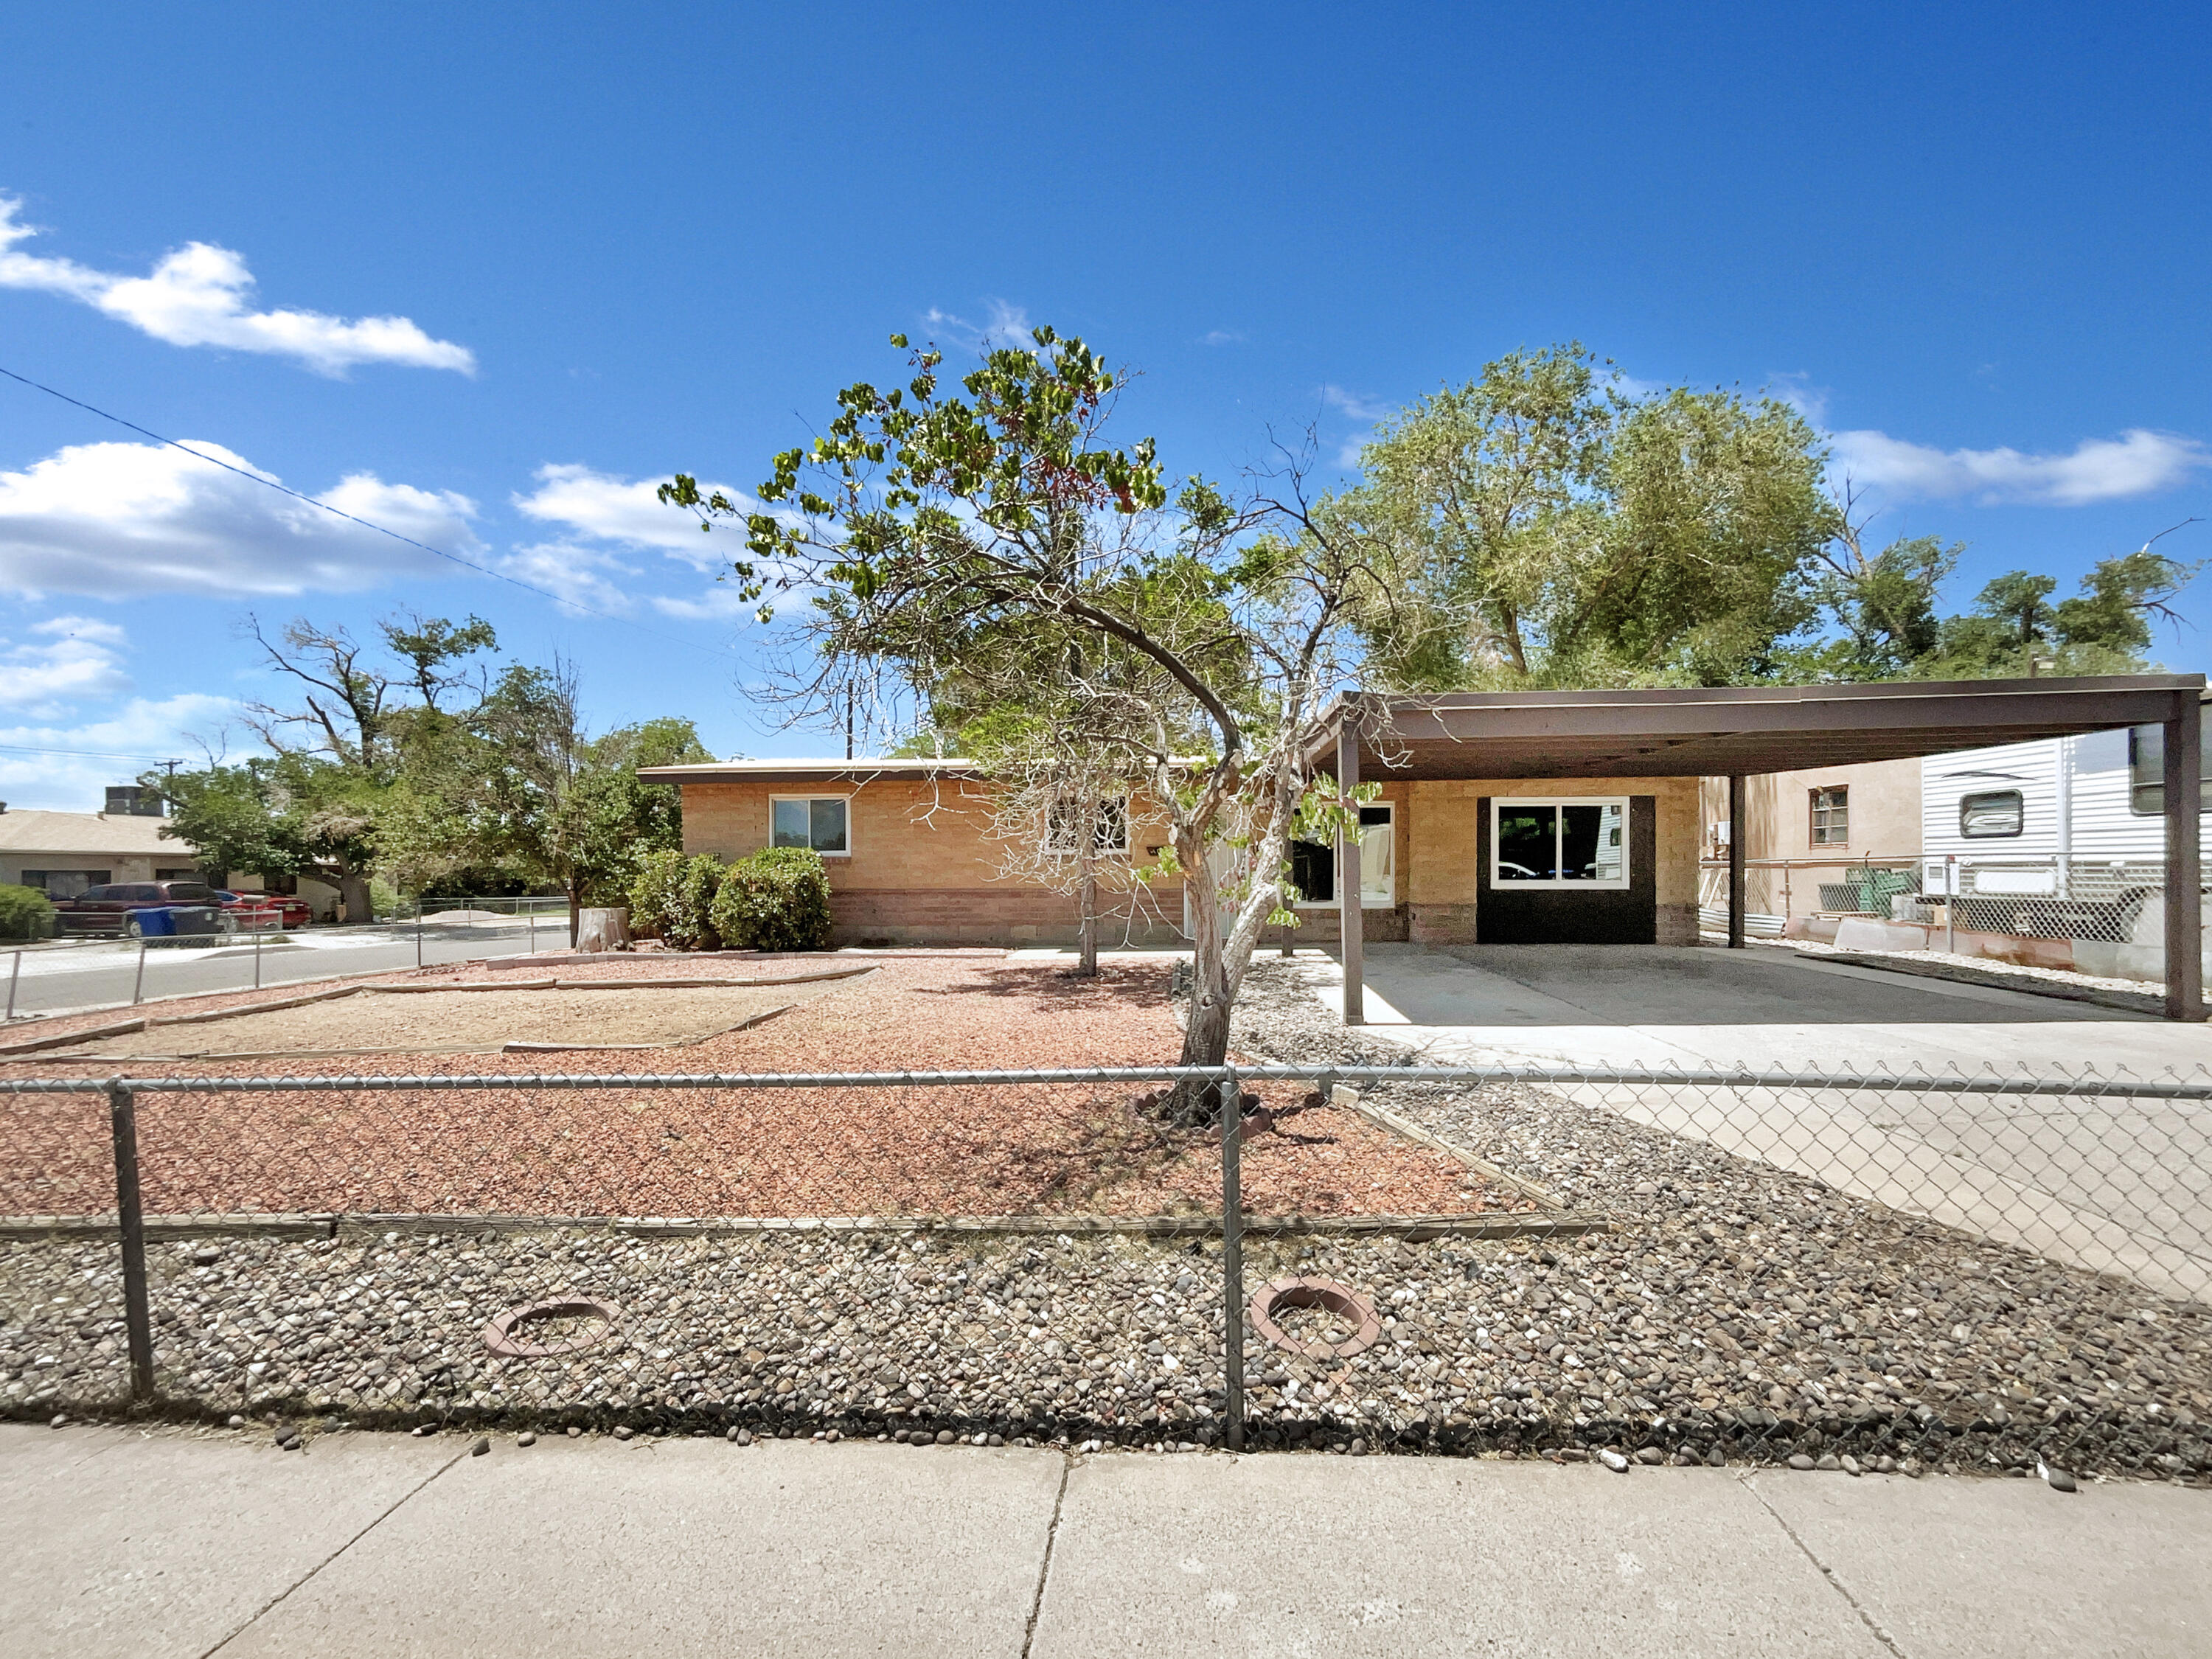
xmin=630 ymin=849 xmax=726 ymax=950
xmin=709 ymin=846 xmax=833 ymax=952
xmin=0 ymin=883 xmax=55 ymax=941
xmin=627 ymin=848 xmax=687 ymax=940
xmin=678 ymin=855 xmax=726 ymax=950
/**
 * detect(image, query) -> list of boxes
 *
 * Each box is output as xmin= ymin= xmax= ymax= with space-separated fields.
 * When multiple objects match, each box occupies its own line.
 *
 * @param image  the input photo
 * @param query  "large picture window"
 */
xmin=1492 ymin=798 xmax=1629 ymax=888
xmin=771 ymin=796 xmax=850 ymax=855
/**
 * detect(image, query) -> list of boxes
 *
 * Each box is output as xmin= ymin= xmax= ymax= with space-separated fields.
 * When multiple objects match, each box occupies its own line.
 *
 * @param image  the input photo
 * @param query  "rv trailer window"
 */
xmin=1959 ymin=789 xmax=2024 ymax=838
xmin=2128 ymin=722 xmax=2212 ymax=815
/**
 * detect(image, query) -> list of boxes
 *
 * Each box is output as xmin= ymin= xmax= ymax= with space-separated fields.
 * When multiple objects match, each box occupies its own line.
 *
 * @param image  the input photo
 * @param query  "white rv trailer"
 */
xmin=1919 ymin=718 xmax=2210 ymax=980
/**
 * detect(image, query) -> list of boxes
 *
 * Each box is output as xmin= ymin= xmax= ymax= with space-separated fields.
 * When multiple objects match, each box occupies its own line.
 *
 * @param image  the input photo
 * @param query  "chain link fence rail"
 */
xmin=1 ymin=1063 xmax=2206 ymax=1480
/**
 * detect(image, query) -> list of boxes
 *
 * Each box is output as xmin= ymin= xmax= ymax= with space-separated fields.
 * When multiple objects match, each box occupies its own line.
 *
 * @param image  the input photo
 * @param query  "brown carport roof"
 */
xmin=1312 ymin=674 xmax=2206 ymax=780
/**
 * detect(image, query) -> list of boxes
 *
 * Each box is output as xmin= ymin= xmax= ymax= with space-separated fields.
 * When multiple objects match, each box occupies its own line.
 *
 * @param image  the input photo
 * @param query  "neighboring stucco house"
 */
xmin=1697 ymin=757 xmax=1922 ymax=934
xmin=0 ymin=804 xmax=204 ymax=898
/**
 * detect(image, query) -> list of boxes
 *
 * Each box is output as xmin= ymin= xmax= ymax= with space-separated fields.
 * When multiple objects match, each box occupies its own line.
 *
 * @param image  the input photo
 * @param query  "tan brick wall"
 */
xmin=678 ymin=776 xmax=1183 ymax=945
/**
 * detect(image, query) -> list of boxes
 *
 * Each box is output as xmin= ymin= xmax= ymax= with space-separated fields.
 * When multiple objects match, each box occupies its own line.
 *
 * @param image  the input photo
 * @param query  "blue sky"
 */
xmin=0 ymin=3 xmax=2206 ymax=810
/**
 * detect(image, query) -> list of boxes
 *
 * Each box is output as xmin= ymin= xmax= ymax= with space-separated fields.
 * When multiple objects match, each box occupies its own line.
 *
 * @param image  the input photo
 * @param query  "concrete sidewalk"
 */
xmin=5 ymin=1424 xmax=2208 ymax=1658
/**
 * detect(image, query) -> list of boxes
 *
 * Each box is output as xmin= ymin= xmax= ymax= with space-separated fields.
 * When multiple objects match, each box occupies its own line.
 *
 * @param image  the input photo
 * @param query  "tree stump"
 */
xmin=574 ymin=906 xmax=631 ymax=953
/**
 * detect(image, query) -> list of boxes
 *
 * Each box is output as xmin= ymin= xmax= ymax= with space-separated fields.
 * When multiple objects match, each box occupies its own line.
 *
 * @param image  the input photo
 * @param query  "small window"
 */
xmin=1959 ymin=789 xmax=2024 ymax=838
xmin=262 ymin=872 xmax=299 ymax=895
xmin=1492 ymin=799 xmax=1630 ymax=888
xmin=771 ymin=796 xmax=849 ymax=855
xmin=1290 ymin=803 xmax=1396 ymax=905
xmin=1046 ymin=799 xmax=1130 ymax=857
xmin=1809 ymin=785 xmax=1849 ymax=846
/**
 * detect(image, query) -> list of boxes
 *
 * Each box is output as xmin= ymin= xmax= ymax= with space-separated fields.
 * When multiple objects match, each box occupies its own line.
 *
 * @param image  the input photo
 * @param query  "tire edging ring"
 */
xmin=1248 ymin=1276 xmax=1382 ymax=1360
xmin=481 ymin=1296 xmax=622 ymax=1359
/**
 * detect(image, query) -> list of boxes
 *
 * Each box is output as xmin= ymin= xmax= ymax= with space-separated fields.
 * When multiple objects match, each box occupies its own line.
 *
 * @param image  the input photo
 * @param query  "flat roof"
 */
xmin=638 ymin=757 xmax=986 ymax=785
xmin=1311 ymin=674 xmax=2205 ymax=780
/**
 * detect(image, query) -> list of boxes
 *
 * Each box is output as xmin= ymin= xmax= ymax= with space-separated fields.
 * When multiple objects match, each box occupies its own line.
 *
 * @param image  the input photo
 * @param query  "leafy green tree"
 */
xmin=1350 ymin=349 xmax=1838 ymax=687
xmin=665 ymin=326 xmax=1374 ymax=1075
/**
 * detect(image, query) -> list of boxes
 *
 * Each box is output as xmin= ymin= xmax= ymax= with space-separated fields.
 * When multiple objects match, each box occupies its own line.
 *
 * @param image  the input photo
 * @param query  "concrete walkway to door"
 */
xmin=1286 ymin=944 xmax=2212 ymax=1303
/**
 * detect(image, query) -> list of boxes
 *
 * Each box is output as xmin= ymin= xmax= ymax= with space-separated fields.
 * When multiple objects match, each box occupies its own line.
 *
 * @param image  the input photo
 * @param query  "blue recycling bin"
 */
xmin=130 ymin=904 xmax=218 ymax=937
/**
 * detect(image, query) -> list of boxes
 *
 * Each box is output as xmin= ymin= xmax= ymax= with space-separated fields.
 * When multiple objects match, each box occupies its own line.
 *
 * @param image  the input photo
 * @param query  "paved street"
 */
xmin=3 ymin=1422 xmax=2206 ymax=1658
xmin=0 ymin=920 xmax=560 ymax=1023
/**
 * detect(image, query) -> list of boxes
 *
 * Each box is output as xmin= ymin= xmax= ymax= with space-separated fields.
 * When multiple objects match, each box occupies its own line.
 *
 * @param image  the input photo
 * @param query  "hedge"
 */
xmin=709 ymin=846 xmax=833 ymax=952
xmin=0 ymin=884 xmax=53 ymax=942
xmin=627 ymin=849 xmax=726 ymax=951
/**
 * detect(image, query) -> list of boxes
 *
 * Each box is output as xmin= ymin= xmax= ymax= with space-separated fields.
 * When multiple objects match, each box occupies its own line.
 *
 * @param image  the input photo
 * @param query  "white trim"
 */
xmin=1490 ymin=796 xmax=1631 ymax=889
xmin=768 ymin=793 xmax=854 ymax=857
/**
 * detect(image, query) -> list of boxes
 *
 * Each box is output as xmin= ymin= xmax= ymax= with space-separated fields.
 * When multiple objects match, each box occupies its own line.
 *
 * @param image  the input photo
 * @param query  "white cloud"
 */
xmin=499 ymin=542 xmax=639 ymax=616
xmin=1829 ymin=426 xmax=2210 ymax=507
xmin=514 ymin=463 xmax=739 ymax=568
xmin=0 ymin=439 xmax=484 ymax=597
xmin=1321 ymin=384 xmax=1391 ymax=422
xmin=0 ymin=616 xmax=133 ymax=716
xmin=0 ymin=692 xmax=240 ymax=813
xmin=0 ymin=194 xmax=474 ymax=376
xmin=650 ymin=582 xmax=767 ymax=622
xmin=1199 ymin=329 xmax=1245 ymax=347
xmin=924 ymin=299 xmax=1035 ymax=352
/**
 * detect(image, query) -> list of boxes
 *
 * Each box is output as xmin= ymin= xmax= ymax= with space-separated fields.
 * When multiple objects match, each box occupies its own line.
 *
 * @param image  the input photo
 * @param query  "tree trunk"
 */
xmin=1075 ymin=837 xmax=1099 ymax=977
xmin=336 ymin=869 xmax=373 ymax=928
xmin=568 ymin=874 xmax=585 ymax=947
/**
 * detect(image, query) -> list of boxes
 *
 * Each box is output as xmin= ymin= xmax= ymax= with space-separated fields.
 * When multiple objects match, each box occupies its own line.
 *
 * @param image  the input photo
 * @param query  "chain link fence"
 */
xmin=1702 ymin=855 xmax=2194 ymax=989
xmin=1 ymin=1062 xmax=2206 ymax=1479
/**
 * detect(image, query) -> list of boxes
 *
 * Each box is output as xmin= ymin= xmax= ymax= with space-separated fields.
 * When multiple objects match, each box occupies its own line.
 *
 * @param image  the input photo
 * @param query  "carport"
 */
xmin=1310 ymin=674 xmax=2206 ymax=1021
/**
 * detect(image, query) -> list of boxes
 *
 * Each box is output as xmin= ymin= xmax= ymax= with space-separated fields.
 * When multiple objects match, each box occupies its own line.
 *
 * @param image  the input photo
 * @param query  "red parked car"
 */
xmin=52 ymin=880 xmax=224 ymax=937
xmin=214 ymin=890 xmax=316 ymax=928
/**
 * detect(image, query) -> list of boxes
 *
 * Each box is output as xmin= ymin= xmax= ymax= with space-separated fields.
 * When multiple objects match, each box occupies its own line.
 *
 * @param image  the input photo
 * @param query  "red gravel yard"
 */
xmin=0 ymin=956 xmax=1528 ymax=1221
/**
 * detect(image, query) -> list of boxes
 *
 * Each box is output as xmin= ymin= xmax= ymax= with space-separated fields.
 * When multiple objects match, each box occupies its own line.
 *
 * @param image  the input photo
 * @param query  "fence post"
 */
xmin=1945 ymin=855 xmax=1957 ymax=954
xmin=1220 ymin=1065 xmax=1245 ymax=1453
xmin=416 ymin=903 xmax=424 ymax=970
xmin=253 ymin=919 xmax=262 ymax=990
xmin=5 ymin=947 xmax=18 ymax=1020
xmin=132 ymin=937 xmax=147 ymax=1006
xmin=108 ymin=1081 xmax=156 ymax=1405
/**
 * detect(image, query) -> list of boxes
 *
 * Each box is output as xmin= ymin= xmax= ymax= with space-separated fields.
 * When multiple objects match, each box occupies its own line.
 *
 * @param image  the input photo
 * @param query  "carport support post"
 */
xmin=1220 ymin=1066 xmax=1244 ymax=1452
xmin=1338 ymin=723 xmax=1364 ymax=1024
xmin=108 ymin=1082 xmax=155 ymax=1404
xmin=2163 ymin=692 xmax=2203 ymax=1020
xmin=1726 ymin=773 xmax=1747 ymax=949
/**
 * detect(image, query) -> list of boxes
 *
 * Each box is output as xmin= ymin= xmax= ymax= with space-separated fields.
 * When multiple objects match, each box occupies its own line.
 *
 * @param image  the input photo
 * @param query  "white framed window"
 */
xmin=1809 ymin=785 xmax=1848 ymax=846
xmin=771 ymin=795 xmax=851 ymax=855
xmin=1492 ymin=797 xmax=1629 ymax=889
xmin=1046 ymin=798 xmax=1130 ymax=858
xmin=1290 ymin=803 xmax=1396 ymax=907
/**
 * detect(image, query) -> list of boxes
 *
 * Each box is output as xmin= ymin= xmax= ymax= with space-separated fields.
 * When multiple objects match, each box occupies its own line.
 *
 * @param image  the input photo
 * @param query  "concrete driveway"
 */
xmin=1294 ymin=945 xmax=2212 ymax=1304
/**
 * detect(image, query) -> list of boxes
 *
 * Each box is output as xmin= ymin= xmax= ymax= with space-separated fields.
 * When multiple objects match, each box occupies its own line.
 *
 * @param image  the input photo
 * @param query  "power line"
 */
xmin=0 ymin=364 xmax=735 ymax=660
xmin=0 ymin=743 xmax=183 ymax=762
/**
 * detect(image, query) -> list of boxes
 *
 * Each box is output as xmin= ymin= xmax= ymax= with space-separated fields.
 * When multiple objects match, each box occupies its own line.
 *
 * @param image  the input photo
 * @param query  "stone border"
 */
xmin=0 ymin=1208 xmax=1611 ymax=1244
